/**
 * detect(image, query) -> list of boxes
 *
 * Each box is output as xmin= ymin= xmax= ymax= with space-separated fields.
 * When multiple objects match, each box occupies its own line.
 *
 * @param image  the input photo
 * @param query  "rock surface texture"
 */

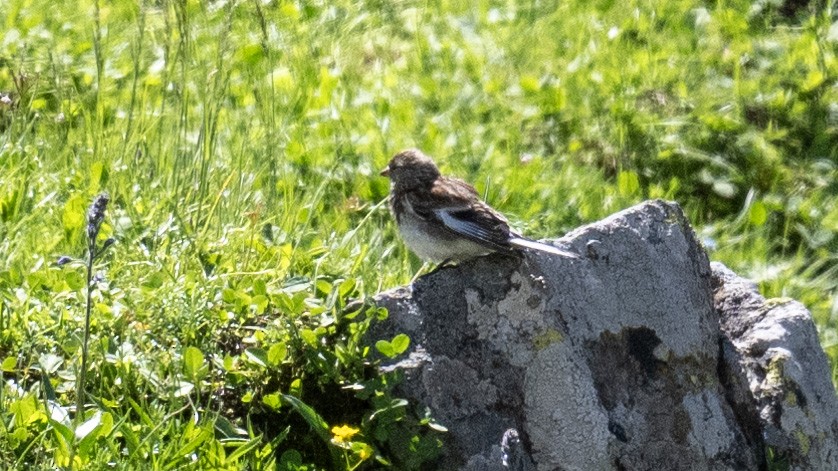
xmin=372 ymin=200 xmax=838 ymax=471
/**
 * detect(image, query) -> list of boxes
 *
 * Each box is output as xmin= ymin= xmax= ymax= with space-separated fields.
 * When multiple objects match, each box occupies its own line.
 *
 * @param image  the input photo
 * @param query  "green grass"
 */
xmin=0 ymin=0 xmax=836 ymax=469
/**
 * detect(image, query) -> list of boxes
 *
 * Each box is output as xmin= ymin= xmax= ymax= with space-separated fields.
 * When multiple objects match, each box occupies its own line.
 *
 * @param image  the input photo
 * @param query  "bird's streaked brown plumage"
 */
xmin=380 ymin=149 xmax=578 ymax=263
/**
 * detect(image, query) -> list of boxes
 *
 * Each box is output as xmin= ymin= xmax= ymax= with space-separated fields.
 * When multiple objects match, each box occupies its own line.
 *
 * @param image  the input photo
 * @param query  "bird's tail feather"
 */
xmin=508 ymin=237 xmax=579 ymax=258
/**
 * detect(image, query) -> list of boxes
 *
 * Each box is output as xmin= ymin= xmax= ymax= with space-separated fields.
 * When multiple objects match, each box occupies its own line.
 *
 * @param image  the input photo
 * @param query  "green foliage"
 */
xmin=375 ymin=334 xmax=411 ymax=359
xmin=0 ymin=0 xmax=835 ymax=469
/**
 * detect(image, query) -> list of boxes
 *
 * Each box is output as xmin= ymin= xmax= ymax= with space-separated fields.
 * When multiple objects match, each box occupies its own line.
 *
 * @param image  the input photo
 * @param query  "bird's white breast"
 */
xmin=397 ymin=198 xmax=490 ymax=262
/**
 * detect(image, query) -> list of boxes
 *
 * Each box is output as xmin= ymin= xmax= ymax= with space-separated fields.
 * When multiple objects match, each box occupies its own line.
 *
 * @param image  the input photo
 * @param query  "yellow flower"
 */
xmin=331 ymin=424 xmax=360 ymax=444
xmin=355 ymin=443 xmax=373 ymax=460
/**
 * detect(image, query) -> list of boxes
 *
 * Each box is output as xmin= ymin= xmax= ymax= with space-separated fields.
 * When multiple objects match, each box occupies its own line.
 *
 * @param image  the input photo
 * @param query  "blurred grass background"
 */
xmin=0 ymin=0 xmax=836 ymax=468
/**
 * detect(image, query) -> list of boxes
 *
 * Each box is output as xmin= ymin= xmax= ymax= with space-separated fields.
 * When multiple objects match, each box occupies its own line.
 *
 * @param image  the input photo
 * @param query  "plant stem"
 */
xmin=75 ymin=246 xmax=95 ymax=429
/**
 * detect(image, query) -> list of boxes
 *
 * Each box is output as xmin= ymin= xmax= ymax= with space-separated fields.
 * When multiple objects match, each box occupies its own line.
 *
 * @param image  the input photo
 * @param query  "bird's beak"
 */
xmin=380 ymin=166 xmax=390 ymax=177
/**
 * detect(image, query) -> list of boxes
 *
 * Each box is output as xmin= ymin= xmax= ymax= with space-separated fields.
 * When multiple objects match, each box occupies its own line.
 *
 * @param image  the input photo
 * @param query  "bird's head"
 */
xmin=380 ymin=148 xmax=441 ymax=189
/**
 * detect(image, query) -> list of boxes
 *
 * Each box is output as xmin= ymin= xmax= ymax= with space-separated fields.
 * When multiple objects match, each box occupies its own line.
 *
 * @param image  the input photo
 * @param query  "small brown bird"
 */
xmin=380 ymin=148 xmax=578 ymax=263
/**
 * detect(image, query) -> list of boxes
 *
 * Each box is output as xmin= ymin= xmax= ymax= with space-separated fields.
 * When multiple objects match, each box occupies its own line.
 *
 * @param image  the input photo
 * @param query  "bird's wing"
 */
xmin=407 ymin=177 xmax=513 ymax=251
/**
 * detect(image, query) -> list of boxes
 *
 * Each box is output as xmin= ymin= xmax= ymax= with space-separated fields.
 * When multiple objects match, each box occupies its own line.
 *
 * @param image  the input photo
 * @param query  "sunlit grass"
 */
xmin=0 ymin=0 xmax=835 ymax=468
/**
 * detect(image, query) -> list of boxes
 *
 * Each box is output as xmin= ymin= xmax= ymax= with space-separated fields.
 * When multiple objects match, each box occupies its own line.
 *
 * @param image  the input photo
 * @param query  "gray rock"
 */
xmin=372 ymin=200 xmax=838 ymax=470
xmin=714 ymin=262 xmax=838 ymax=470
